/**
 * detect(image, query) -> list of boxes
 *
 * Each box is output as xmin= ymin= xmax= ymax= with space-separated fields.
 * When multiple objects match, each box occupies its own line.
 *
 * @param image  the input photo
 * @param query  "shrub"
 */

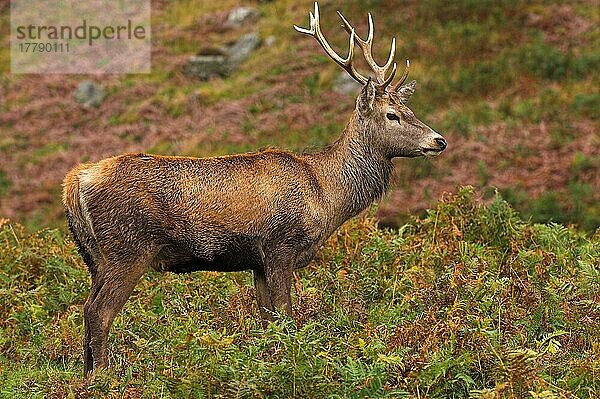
xmin=4 ymin=189 xmax=598 ymax=397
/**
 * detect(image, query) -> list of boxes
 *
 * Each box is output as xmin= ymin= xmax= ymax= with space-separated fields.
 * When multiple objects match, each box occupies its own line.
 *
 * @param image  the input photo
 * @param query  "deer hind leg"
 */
xmin=83 ymin=256 xmax=149 ymax=375
xmin=83 ymin=280 xmax=101 ymax=375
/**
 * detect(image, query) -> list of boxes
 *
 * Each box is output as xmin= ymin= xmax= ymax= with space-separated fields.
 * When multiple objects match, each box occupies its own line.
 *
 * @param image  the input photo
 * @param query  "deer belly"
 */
xmin=154 ymin=233 xmax=263 ymax=273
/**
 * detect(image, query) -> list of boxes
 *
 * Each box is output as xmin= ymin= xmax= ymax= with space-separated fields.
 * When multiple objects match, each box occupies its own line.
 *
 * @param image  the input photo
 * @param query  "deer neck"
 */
xmin=308 ymin=112 xmax=393 ymax=224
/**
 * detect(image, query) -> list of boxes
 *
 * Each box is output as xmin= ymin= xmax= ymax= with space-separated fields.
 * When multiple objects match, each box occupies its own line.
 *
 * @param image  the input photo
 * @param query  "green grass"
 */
xmin=0 ymin=171 xmax=11 ymax=197
xmin=1 ymin=0 xmax=599 ymax=231
xmin=0 ymin=187 xmax=598 ymax=398
xmin=1 ymin=1 xmax=599 ymax=393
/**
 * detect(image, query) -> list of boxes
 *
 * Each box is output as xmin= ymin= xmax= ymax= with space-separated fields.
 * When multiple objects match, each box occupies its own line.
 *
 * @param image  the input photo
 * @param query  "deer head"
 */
xmin=294 ymin=2 xmax=447 ymax=159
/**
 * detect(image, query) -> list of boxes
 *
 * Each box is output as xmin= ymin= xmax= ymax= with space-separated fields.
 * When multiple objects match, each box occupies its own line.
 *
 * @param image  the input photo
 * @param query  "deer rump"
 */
xmin=65 ymin=151 xmax=316 ymax=276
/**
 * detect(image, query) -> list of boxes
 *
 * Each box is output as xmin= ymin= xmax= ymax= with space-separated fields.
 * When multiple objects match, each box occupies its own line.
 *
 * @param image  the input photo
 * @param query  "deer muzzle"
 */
xmin=420 ymin=134 xmax=447 ymax=157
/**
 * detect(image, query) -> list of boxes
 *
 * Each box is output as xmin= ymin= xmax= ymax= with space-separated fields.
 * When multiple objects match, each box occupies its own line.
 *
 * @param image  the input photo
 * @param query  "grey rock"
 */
xmin=74 ymin=80 xmax=105 ymax=108
xmin=184 ymin=34 xmax=261 ymax=81
xmin=227 ymin=33 xmax=261 ymax=66
xmin=333 ymin=72 xmax=362 ymax=95
xmin=226 ymin=6 xmax=259 ymax=27
xmin=184 ymin=51 xmax=231 ymax=80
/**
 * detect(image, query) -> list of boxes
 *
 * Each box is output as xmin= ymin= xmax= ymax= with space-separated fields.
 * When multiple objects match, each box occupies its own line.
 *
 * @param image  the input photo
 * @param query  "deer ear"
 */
xmin=357 ymin=78 xmax=376 ymax=116
xmin=397 ymin=80 xmax=417 ymax=104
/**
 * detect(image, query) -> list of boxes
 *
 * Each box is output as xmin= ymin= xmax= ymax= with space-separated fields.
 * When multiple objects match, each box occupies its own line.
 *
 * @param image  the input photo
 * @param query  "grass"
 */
xmin=0 ymin=171 xmax=11 ymax=197
xmin=1 ymin=0 xmax=598 ymax=230
xmin=0 ymin=187 xmax=598 ymax=398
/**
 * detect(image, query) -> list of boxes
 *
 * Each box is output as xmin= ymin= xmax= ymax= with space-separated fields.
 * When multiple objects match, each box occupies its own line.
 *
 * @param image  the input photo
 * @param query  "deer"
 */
xmin=62 ymin=2 xmax=447 ymax=376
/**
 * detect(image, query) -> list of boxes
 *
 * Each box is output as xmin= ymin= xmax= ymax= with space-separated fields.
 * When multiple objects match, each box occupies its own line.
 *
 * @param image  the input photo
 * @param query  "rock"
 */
xmin=226 ymin=6 xmax=259 ymax=27
xmin=333 ymin=72 xmax=362 ymax=95
xmin=184 ymin=34 xmax=261 ymax=81
xmin=227 ymin=33 xmax=261 ymax=66
xmin=74 ymin=80 xmax=105 ymax=108
xmin=184 ymin=47 xmax=231 ymax=80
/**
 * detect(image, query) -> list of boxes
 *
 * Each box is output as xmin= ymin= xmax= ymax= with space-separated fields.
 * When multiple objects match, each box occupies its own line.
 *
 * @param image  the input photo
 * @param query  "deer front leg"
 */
xmin=253 ymin=268 xmax=274 ymax=326
xmin=264 ymin=258 xmax=293 ymax=319
xmin=253 ymin=264 xmax=293 ymax=326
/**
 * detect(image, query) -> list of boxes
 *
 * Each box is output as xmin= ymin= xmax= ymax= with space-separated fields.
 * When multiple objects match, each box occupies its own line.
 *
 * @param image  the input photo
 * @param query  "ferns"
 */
xmin=0 ymin=188 xmax=598 ymax=397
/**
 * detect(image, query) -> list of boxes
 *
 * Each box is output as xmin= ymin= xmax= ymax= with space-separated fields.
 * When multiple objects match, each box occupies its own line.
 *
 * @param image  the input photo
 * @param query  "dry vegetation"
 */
xmin=0 ymin=0 xmax=598 ymax=231
xmin=0 ymin=0 xmax=599 ymax=397
xmin=0 ymin=188 xmax=598 ymax=397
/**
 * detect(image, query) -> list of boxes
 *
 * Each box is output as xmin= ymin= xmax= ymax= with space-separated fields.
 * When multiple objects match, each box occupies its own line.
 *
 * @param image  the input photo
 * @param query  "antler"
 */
xmin=294 ymin=2 xmax=369 ymax=86
xmin=337 ymin=11 xmax=398 ymax=91
xmin=295 ymin=2 xmax=408 ymax=93
xmin=389 ymin=59 xmax=410 ymax=92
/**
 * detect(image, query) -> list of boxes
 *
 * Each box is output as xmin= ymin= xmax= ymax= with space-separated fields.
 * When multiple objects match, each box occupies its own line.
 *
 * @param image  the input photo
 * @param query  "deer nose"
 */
xmin=435 ymin=137 xmax=447 ymax=151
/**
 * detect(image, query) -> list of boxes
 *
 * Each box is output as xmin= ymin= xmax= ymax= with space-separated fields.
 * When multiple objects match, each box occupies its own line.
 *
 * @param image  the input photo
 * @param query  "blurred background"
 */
xmin=0 ymin=0 xmax=598 ymax=232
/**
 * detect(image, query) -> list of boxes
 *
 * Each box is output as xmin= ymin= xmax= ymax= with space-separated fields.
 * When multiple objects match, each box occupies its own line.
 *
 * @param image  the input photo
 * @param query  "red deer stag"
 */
xmin=63 ymin=2 xmax=447 ymax=375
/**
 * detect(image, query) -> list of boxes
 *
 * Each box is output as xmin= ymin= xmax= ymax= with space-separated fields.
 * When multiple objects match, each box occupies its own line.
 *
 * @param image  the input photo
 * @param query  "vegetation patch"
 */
xmin=0 ymin=1 xmax=598 ymax=231
xmin=0 ymin=188 xmax=598 ymax=398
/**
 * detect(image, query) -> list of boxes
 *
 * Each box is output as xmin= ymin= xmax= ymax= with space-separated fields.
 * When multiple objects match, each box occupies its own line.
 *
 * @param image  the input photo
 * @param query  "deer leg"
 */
xmin=83 ymin=279 xmax=102 ymax=375
xmin=265 ymin=266 xmax=293 ymax=318
xmin=254 ymin=268 xmax=274 ymax=326
xmin=83 ymin=259 xmax=147 ymax=375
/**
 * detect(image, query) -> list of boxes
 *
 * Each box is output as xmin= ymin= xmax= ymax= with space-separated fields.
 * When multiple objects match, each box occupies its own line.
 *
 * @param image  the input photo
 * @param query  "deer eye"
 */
xmin=386 ymin=112 xmax=400 ymax=122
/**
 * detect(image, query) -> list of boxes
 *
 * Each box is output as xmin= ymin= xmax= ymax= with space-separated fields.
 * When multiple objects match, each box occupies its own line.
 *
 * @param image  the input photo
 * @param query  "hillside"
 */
xmin=0 ymin=188 xmax=598 ymax=398
xmin=0 ymin=1 xmax=599 ymax=397
xmin=0 ymin=0 xmax=599 ymax=231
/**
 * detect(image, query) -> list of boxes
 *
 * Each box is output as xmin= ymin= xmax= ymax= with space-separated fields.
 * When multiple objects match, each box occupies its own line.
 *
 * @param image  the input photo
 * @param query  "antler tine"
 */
xmin=294 ymin=2 xmax=368 ymax=86
xmin=380 ymin=62 xmax=398 ymax=89
xmin=390 ymin=59 xmax=410 ymax=91
xmin=337 ymin=10 xmax=397 ymax=90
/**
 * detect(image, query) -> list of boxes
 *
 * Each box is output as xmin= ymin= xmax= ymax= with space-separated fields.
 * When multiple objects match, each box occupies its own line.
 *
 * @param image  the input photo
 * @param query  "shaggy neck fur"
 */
xmin=306 ymin=111 xmax=393 ymax=226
